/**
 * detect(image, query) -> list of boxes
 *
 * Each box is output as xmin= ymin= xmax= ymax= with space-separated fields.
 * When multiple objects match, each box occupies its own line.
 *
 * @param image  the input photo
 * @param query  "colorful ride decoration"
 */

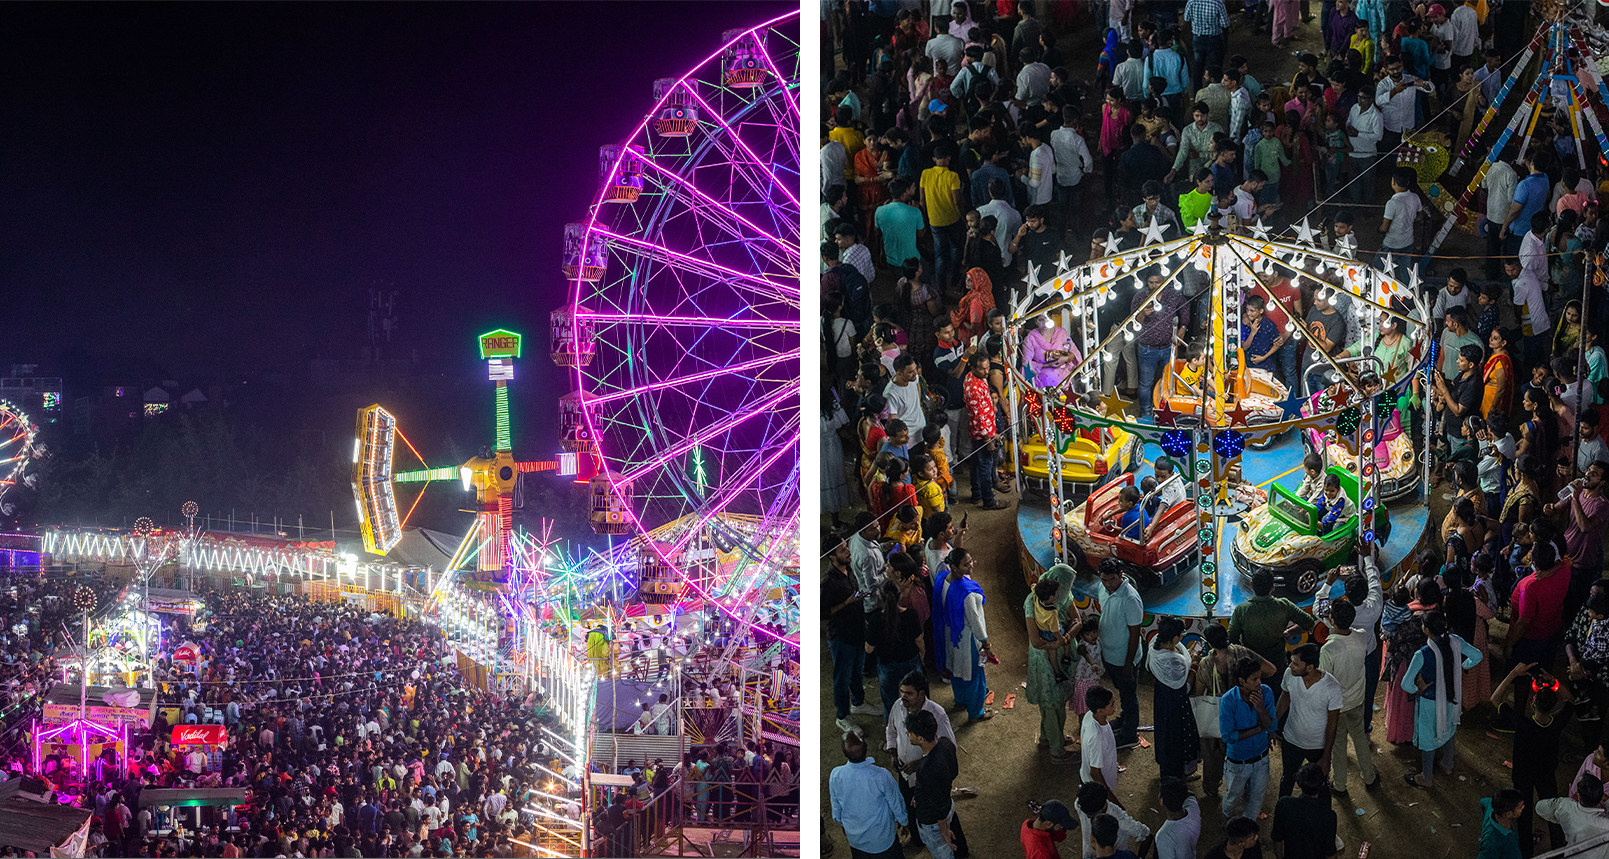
xmin=351 ymin=330 xmax=579 ymax=583
xmin=559 ymin=11 xmax=801 ymax=648
xmin=1431 ymin=13 xmax=1609 ymax=251
xmin=1007 ymin=215 xmax=1432 ymax=616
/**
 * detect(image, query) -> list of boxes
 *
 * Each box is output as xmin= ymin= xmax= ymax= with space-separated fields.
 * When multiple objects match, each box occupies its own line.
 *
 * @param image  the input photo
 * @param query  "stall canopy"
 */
xmin=142 ymin=588 xmax=203 ymax=616
xmin=137 ymin=787 xmax=248 ymax=808
xmin=43 ymin=684 xmax=157 ymax=729
xmin=0 ymin=785 xmax=93 ymax=856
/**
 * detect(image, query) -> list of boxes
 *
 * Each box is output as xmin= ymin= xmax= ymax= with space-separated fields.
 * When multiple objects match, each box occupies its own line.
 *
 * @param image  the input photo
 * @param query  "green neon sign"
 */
xmin=478 ymin=329 xmax=523 ymax=359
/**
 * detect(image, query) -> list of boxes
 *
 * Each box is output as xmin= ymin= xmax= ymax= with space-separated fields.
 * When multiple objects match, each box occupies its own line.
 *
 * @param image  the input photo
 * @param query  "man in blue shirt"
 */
xmin=829 ymin=731 xmax=908 ymax=858
xmin=1502 ymin=150 xmax=1552 ymax=255
xmin=875 ymin=177 xmax=926 ymax=270
xmin=1218 ymin=656 xmax=1278 ymax=820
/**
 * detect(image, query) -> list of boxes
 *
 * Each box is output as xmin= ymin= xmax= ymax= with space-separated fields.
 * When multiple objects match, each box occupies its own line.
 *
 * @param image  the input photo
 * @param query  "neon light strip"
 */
xmin=495 ymin=382 xmax=512 ymax=452
xmin=394 ymin=466 xmax=459 ymax=483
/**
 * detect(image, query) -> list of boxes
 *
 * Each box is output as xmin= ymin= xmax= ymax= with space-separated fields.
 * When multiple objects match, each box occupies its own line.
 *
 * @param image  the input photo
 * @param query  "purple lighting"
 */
xmin=565 ymin=11 xmax=799 ymax=646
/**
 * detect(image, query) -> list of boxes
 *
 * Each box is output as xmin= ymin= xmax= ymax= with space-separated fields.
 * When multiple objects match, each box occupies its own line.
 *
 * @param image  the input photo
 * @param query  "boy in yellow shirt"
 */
xmin=920 ymin=426 xmax=955 ymax=503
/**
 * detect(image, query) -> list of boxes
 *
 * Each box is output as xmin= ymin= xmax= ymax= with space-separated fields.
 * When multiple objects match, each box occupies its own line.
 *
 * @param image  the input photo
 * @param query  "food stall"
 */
xmin=170 ymin=723 xmax=226 ymax=773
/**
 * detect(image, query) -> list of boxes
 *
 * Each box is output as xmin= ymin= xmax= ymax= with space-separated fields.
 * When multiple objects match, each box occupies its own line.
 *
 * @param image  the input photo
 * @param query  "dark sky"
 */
xmin=2 ymin=1 xmax=791 ymax=455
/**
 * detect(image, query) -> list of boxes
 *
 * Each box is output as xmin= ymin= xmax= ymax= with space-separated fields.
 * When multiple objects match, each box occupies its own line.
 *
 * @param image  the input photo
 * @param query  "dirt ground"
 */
xmin=819 ymin=6 xmax=1585 ymax=859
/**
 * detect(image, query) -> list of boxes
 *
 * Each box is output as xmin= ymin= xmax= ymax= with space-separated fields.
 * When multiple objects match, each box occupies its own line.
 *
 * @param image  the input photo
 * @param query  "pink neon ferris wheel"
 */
xmin=556 ymin=11 xmax=799 ymax=634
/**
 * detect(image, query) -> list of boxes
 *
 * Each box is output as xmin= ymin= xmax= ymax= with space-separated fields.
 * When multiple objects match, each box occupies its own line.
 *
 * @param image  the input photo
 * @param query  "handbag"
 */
xmin=1190 ymin=694 xmax=1221 ymax=739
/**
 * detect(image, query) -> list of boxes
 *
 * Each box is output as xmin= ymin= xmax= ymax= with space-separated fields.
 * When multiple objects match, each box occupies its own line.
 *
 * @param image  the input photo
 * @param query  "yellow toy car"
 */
xmin=1017 ymin=423 xmax=1140 ymax=496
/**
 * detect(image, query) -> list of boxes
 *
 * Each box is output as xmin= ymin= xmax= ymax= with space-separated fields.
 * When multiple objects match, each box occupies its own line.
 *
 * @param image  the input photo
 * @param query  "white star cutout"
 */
xmin=1026 ymin=262 xmax=1042 ymax=290
xmin=1406 ymin=265 xmax=1422 ymax=294
xmin=1054 ymin=250 xmax=1072 ymax=272
xmin=1191 ymin=219 xmax=1211 ymax=236
xmin=1338 ymin=233 xmax=1358 ymax=257
xmin=1140 ymin=219 xmax=1170 ymax=245
xmin=1101 ymin=232 xmax=1123 ymax=257
xmin=1250 ymin=218 xmax=1271 ymax=240
xmin=1293 ymin=216 xmax=1319 ymax=245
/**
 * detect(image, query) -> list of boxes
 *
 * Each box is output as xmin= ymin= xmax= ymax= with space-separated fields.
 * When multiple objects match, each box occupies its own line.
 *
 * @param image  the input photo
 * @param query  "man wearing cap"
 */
xmin=829 ymin=731 xmax=907 ymax=859
xmin=1021 ymin=799 xmax=1079 ymax=859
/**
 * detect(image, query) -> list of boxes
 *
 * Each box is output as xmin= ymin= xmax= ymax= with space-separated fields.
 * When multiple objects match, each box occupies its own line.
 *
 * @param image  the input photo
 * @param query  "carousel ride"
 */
xmin=1009 ymin=215 xmax=1437 ymax=626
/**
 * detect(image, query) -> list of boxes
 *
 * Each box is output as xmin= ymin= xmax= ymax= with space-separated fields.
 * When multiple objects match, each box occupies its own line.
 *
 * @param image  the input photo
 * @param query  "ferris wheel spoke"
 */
xmin=583 ymin=350 xmax=797 ymax=407
xmin=677 ymin=83 xmax=800 ymax=211
xmin=592 ymin=228 xmax=797 ymax=306
xmin=752 ymin=45 xmax=799 ymax=118
xmin=653 ymin=423 xmax=799 ymax=562
xmin=617 ymin=382 xmax=794 ymax=485
xmin=639 ymin=158 xmax=797 ymax=273
xmin=574 ymin=311 xmax=799 ymax=331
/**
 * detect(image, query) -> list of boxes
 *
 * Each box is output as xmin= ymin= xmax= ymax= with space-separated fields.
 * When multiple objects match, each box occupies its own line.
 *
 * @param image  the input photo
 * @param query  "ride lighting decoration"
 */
xmin=1336 ymin=406 xmax=1362 ymax=437
xmin=1159 ymin=429 xmax=1193 ymax=459
xmin=34 ymin=716 xmax=126 ymax=778
xmin=1048 ymin=403 xmax=1077 ymax=434
xmin=72 ymin=586 xmax=97 ymax=614
xmin=1212 ymin=429 xmax=1247 ymax=459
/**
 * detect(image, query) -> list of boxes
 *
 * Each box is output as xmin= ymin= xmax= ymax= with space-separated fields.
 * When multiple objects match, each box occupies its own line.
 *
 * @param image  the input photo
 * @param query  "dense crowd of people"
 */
xmin=823 ymin=0 xmax=1609 ymax=857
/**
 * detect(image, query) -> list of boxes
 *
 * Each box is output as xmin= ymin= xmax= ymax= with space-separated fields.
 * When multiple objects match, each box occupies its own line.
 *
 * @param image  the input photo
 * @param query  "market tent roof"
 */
xmin=44 ymin=683 xmax=158 ymax=715
xmin=0 ymin=791 xmax=92 ymax=854
xmin=138 ymin=787 xmax=248 ymax=808
xmin=143 ymin=587 xmax=201 ymax=602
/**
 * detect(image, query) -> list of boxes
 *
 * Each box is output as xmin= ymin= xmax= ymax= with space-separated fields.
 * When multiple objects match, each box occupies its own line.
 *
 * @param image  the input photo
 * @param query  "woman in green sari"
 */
xmin=1024 ymin=563 xmax=1082 ymax=764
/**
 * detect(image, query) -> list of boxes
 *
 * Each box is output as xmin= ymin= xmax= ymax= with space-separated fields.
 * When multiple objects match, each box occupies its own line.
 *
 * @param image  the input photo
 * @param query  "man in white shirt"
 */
xmin=1154 ymin=780 xmax=1202 ymax=859
xmin=1081 ymin=686 xmax=1122 ymax=790
xmin=1482 ymin=158 xmax=1519 ymax=279
xmin=1097 ymin=560 xmax=1146 ymax=749
xmin=977 ymin=179 xmax=1021 ymax=266
xmin=1318 ymin=601 xmax=1378 ymax=794
xmin=1274 ymin=643 xmax=1343 ymax=797
xmin=1535 ymin=774 xmax=1609 ymax=852
xmin=820 ymin=139 xmax=847 ymax=196
xmin=1113 ymin=43 xmax=1148 ymax=100
xmin=1375 ymin=57 xmax=1433 ymax=154
xmin=881 ymin=671 xmax=962 ymax=847
xmin=1507 ymin=257 xmax=1553 ymax=367
xmin=651 ymin=694 xmax=672 ymax=735
xmin=924 ymin=32 xmax=964 ymax=78
xmin=883 ymin=354 xmax=927 ymax=443
xmin=1519 ymin=210 xmax=1550 ymax=282
xmin=1015 ymin=46 xmax=1052 ymax=105
xmin=1225 ymin=70 xmax=1252 ymax=141
xmin=1020 ymin=126 xmax=1056 ymax=206
xmin=1449 ymin=0 xmax=1480 ymax=67
xmin=1050 ymin=106 xmax=1093 ymax=234
xmin=949 ymin=46 xmax=997 ymax=101
xmin=1345 ymin=90 xmax=1383 ymax=204
xmin=1075 ymin=780 xmax=1151 ymax=858
xmin=1431 ymin=269 xmax=1474 ymax=322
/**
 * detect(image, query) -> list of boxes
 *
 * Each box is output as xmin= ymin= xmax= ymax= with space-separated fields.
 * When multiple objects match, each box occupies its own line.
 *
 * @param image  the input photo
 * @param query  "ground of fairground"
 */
xmin=818 ymin=6 xmax=1575 ymax=857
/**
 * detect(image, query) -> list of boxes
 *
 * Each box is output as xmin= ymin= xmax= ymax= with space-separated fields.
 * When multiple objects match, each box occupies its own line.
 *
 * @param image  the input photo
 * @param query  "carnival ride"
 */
xmin=553 ymin=11 xmax=801 ymax=657
xmin=1017 ymin=423 xmax=1140 ymax=494
xmin=1428 ymin=10 xmax=1609 ymax=251
xmin=351 ymin=329 xmax=578 ymax=585
xmin=1231 ymin=466 xmax=1363 ymax=597
xmin=1010 ymin=214 xmax=1434 ymax=621
xmin=1301 ymin=387 xmax=1420 ymax=504
xmin=0 ymin=400 xmax=41 ymax=525
xmin=1061 ymin=474 xmax=1198 ymax=590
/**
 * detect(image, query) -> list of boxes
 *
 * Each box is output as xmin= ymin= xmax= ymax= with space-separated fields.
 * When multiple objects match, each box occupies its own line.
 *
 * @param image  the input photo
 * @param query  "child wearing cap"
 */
xmin=1022 ymin=799 xmax=1079 ymax=859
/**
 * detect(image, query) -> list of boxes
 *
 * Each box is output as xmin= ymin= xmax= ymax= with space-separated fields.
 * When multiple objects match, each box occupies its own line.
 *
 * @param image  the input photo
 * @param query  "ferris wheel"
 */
xmin=0 ymin=400 xmax=41 ymax=523
xmin=552 ymin=11 xmax=800 ymax=642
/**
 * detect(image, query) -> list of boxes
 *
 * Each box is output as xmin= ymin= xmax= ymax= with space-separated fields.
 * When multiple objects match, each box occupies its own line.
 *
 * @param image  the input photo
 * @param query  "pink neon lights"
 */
xmin=567 ymin=12 xmax=799 ymax=646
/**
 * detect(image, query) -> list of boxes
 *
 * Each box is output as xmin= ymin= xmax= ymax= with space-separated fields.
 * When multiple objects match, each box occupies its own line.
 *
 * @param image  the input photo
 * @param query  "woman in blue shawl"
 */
xmin=933 ymin=547 xmax=994 ymax=722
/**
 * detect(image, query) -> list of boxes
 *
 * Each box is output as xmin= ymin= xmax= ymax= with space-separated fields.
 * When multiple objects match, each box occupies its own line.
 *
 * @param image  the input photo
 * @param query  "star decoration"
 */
xmin=1406 ymin=266 xmax=1422 ymax=295
xmin=1250 ymin=218 xmax=1271 ymax=241
xmin=1140 ymin=219 xmax=1170 ymax=245
xmin=1191 ymin=219 xmax=1211 ymax=236
xmin=1026 ymin=261 xmax=1042 ymax=291
xmin=1153 ymin=400 xmax=1180 ymax=427
xmin=1338 ymin=233 xmax=1358 ymax=257
xmin=1022 ymin=389 xmax=1045 ymax=420
xmin=1098 ymin=390 xmax=1133 ymax=422
xmin=1054 ymin=250 xmax=1072 ymax=273
xmin=1223 ymin=401 xmax=1257 ymax=426
xmin=1048 ymin=403 xmax=1078 ymax=434
xmin=1275 ymin=390 xmax=1309 ymax=420
xmin=1101 ymin=232 xmax=1124 ymax=257
xmin=1409 ymin=339 xmax=1426 ymax=364
xmin=1293 ymin=217 xmax=1319 ymax=245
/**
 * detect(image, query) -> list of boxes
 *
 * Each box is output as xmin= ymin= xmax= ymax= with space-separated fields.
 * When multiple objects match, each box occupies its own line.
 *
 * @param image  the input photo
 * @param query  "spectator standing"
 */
xmin=1274 ymin=644 xmax=1342 ymax=797
xmin=919 ymin=143 xmax=967 ymax=295
xmin=1096 ymin=559 xmax=1146 ymax=751
xmin=828 ymin=732 xmax=907 ymax=859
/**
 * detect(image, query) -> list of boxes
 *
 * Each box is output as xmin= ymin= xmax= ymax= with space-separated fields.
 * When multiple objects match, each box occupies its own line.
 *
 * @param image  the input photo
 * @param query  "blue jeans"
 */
xmin=932 ymin=221 xmax=964 ymax=296
xmin=969 ymin=438 xmax=996 ymax=506
xmin=1222 ymin=755 xmax=1271 ymax=819
xmin=878 ymin=656 xmax=923 ymax=720
xmin=1363 ymin=642 xmax=1381 ymax=730
xmin=1193 ymin=33 xmax=1225 ymax=76
xmin=1137 ymin=345 xmax=1172 ymax=416
xmin=1275 ymin=339 xmax=1302 ymax=395
xmin=829 ymin=638 xmax=866 ymax=719
xmin=917 ymin=811 xmax=956 ymax=859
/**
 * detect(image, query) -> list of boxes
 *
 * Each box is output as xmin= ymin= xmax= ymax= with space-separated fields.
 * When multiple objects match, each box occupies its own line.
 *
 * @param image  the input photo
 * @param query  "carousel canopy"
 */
xmin=0 ymin=783 xmax=92 ymax=855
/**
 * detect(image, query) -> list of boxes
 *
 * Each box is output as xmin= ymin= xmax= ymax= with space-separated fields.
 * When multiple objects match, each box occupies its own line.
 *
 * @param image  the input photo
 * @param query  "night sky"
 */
xmin=2 ymin=1 xmax=790 ymax=456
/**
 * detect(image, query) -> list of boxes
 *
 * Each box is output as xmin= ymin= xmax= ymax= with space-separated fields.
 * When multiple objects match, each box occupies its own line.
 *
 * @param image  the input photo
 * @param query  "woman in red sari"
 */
xmin=853 ymin=136 xmax=891 ymax=240
xmin=1482 ymin=326 xmax=1515 ymax=419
